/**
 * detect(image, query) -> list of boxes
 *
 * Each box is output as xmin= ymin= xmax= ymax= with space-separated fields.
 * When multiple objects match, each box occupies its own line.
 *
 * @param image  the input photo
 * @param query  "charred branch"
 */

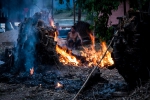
xmin=111 ymin=11 xmax=150 ymax=90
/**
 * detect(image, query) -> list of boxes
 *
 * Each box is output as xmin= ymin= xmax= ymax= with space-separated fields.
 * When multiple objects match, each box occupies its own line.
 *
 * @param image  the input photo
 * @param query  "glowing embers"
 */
xmin=55 ymin=82 xmax=63 ymax=89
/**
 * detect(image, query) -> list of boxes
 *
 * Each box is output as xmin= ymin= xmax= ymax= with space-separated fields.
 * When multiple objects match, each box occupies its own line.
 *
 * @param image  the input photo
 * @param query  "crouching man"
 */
xmin=67 ymin=26 xmax=83 ymax=49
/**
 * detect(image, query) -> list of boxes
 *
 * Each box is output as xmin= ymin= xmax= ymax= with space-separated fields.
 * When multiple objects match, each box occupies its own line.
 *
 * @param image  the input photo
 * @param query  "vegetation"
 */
xmin=58 ymin=0 xmax=149 ymax=42
xmin=76 ymin=0 xmax=120 ymax=41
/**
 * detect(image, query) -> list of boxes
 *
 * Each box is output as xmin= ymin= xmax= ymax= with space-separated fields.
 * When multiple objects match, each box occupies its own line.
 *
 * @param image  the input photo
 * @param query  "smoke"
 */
xmin=0 ymin=0 xmax=52 ymax=22
xmin=0 ymin=0 xmax=53 ymax=74
xmin=12 ymin=12 xmax=43 ymax=74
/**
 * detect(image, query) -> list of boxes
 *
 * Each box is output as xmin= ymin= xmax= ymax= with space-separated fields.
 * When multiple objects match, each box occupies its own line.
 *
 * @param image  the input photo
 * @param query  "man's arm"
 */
xmin=67 ymin=32 xmax=70 ymax=41
xmin=77 ymin=32 xmax=83 ymax=44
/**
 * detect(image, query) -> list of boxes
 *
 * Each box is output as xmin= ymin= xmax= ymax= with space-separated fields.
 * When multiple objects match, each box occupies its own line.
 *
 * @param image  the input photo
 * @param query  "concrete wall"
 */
xmin=108 ymin=0 xmax=130 ymax=26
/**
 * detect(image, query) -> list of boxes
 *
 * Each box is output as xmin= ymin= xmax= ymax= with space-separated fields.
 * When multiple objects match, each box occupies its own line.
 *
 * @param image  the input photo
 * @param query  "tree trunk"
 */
xmin=73 ymin=0 xmax=76 ymax=25
xmin=78 ymin=8 xmax=81 ymax=22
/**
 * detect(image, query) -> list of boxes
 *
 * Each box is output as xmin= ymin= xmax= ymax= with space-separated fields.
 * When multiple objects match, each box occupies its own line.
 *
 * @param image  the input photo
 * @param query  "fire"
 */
xmin=54 ymin=32 xmax=58 ymax=42
xmin=55 ymin=33 xmax=114 ymax=67
xmin=100 ymin=42 xmax=114 ymax=67
xmin=49 ymin=17 xmax=55 ymax=27
xmin=49 ymin=16 xmax=80 ymax=66
xmin=49 ymin=17 xmax=58 ymax=42
xmin=55 ymin=82 xmax=63 ymax=88
xmin=89 ymin=33 xmax=95 ymax=50
xmin=48 ymin=12 xmax=114 ymax=67
xmin=55 ymin=45 xmax=79 ymax=65
xmin=80 ymin=33 xmax=114 ymax=67
xmin=30 ymin=67 xmax=34 ymax=75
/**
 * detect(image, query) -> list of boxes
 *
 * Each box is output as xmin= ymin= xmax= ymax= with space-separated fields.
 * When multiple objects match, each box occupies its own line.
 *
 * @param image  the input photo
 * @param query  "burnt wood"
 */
xmin=111 ymin=11 xmax=150 ymax=90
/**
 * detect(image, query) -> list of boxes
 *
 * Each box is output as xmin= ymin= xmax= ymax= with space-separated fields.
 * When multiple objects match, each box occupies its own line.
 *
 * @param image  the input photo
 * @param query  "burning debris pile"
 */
xmin=0 ymin=11 xmax=115 ymax=75
xmin=0 ymin=12 xmax=86 ymax=95
xmin=55 ymin=27 xmax=114 ymax=67
xmin=56 ymin=41 xmax=114 ymax=67
xmin=0 ymin=11 xmax=125 ymax=99
xmin=0 ymin=10 xmax=149 ymax=100
xmin=3 ymin=9 xmax=150 ymax=99
xmin=9 ymin=12 xmax=60 ymax=74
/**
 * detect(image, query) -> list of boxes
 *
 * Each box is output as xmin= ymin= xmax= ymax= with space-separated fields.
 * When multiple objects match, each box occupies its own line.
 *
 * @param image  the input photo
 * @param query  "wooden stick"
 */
xmin=72 ymin=31 xmax=118 ymax=100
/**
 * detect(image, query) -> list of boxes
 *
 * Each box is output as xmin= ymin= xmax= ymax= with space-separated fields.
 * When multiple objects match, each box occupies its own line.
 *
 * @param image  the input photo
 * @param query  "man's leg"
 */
xmin=74 ymin=39 xmax=81 ymax=49
xmin=68 ymin=40 xmax=74 ymax=49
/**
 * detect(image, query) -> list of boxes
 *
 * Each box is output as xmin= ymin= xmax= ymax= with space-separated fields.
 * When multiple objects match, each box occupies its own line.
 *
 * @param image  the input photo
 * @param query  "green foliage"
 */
xmin=56 ymin=0 xmax=150 ymax=42
xmin=75 ymin=0 xmax=121 ymax=42
xmin=129 ymin=0 xmax=149 ymax=10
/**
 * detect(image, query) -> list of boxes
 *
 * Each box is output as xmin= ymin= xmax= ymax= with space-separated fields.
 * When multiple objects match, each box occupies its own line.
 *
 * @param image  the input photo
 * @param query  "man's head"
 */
xmin=71 ymin=26 xmax=76 ymax=33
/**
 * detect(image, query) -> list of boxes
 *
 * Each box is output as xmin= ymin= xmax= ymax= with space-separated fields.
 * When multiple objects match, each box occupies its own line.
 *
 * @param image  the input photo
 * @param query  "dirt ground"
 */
xmin=0 ymin=29 xmax=150 ymax=100
xmin=0 ymin=69 xmax=124 ymax=100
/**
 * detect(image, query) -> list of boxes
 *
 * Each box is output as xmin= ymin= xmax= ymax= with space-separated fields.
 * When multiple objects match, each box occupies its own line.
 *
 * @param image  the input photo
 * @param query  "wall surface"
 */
xmin=108 ymin=0 xmax=130 ymax=26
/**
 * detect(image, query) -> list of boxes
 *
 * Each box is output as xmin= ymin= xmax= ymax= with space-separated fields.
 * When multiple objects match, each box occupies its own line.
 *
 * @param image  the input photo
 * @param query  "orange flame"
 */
xmin=54 ymin=32 xmax=58 ymax=42
xmin=80 ymin=39 xmax=114 ymax=67
xmin=89 ymin=33 xmax=95 ymax=50
xmin=49 ymin=17 xmax=55 ymax=27
xmin=30 ymin=67 xmax=34 ymax=75
xmin=49 ymin=17 xmax=58 ymax=42
xmin=100 ymin=42 xmax=114 ymax=67
xmin=55 ymin=33 xmax=114 ymax=68
xmin=80 ymin=33 xmax=114 ymax=67
xmin=55 ymin=45 xmax=79 ymax=65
